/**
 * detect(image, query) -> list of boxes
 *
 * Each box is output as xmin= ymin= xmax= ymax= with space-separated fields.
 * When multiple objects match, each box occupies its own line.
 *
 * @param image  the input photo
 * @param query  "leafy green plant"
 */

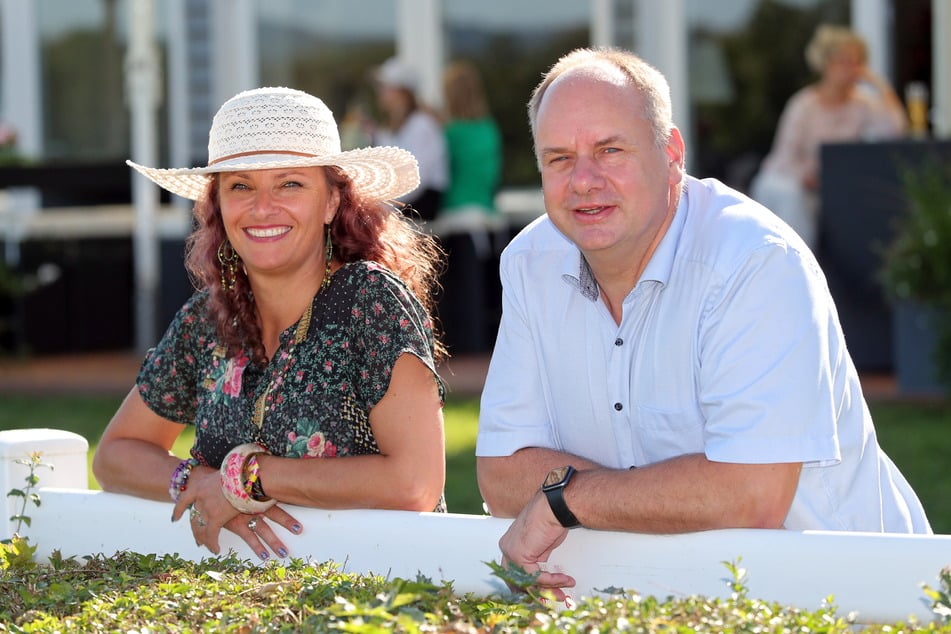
xmin=924 ymin=566 xmax=951 ymax=624
xmin=1 ymin=452 xmax=52 ymax=571
xmin=6 ymin=451 xmax=53 ymax=535
xmin=881 ymin=157 xmax=951 ymax=389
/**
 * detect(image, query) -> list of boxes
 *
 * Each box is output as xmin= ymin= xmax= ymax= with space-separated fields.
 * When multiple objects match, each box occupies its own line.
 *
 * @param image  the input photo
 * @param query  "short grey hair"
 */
xmin=527 ymin=47 xmax=674 ymax=156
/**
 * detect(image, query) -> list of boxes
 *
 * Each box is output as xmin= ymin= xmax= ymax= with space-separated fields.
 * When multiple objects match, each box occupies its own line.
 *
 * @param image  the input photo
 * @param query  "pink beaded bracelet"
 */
xmin=220 ymin=443 xmax=276 ymax=514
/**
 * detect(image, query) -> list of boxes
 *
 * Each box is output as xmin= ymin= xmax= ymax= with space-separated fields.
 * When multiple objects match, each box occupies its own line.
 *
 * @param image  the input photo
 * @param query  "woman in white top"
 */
xmin=373 ymin=57 xmax=448 ymax=222
xmin=750 ymin=24 xmax=907 ymax=251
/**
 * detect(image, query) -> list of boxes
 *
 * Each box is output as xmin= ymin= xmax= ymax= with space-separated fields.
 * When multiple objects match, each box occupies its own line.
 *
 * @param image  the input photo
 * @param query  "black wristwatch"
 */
xmin=541 ymin=465 xmax=581 ymax=528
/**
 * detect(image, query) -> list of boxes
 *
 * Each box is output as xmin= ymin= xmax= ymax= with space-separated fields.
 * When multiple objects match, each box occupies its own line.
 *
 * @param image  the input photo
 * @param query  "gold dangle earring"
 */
xmin=217 ymin=240 xmax=241 ymax=291
xmin=321 ymin=225 xmax=333 ymax=293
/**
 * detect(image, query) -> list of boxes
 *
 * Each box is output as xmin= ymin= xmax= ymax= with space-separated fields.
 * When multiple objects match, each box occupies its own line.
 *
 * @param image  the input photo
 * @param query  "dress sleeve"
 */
xmin=135 ymin=293 xmax=208 ymax=424
xmin=351 ymin=263 xmax=445 ymax=409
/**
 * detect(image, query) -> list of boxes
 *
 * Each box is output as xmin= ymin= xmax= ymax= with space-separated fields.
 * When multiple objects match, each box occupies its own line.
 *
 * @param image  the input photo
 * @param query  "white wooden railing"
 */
xmin=2 ymin=428 xmax=950 ymax=625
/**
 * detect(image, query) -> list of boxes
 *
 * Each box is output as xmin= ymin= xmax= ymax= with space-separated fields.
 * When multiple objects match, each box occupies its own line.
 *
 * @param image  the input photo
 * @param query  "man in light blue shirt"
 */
xmin=476 ymin=47 xmax=931 ymax=599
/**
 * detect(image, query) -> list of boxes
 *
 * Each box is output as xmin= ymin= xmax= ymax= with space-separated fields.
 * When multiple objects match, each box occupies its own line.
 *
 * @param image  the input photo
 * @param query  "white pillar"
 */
xmin=590 ymin=0 xmax=615 ymax=48
xmin=0 ymin=429 xmax=88 ymax=541
xmin=210 ymin=0 xmax=258 ymax=107
xmin=165 ymin=0 xmax=191 ymax=177
xmin=933 ymin=0 xmax=951 ymax=137
xmin=851 ymin=0 xmax=891 ymax=79
xmin=397 ymin=0 xmax=444 ymax=108
xmin=127 ymin=0 xmax=161 ymax=352
xmin=635 ymin=0 xmax=692 ymax=169
xmin=0 ymin=0 xmax=41 ymax=159
xmin=0 ymin=0 xmax=42 ymax=261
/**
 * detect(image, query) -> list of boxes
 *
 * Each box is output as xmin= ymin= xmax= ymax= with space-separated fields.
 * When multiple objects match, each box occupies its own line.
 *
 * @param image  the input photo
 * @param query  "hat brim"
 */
xmin=127 ymin=146 xmax=420 ymax=202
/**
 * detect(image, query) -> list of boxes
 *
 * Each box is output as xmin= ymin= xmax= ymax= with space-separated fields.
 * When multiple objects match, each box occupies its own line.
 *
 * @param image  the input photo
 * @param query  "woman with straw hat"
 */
xmin=93 ymin=87 xmax=448 ymax=560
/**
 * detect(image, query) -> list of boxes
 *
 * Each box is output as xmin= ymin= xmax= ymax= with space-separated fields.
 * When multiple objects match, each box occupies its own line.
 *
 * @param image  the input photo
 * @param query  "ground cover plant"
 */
xmin=2 ymin=394 xmax=951 ymax=631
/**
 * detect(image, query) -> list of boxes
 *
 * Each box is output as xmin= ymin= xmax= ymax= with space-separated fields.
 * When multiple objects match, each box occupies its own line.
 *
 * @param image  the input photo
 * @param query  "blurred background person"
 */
xmin=373 ymin=57 xmax=448 ymax=222
xmin=434 ymin=60 xmax=503 ymax=355
xmin=749 ymin=23 xmax=907 ymax=252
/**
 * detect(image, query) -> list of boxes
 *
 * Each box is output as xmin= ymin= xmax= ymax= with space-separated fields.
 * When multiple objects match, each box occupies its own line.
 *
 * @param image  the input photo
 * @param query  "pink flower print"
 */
xmin=352 ymin=307 xmax=363 ymax=317
xmin=288 ymin=431 xmax=298 ymax=443
xmin=372 ymin=302 xmax=384 ymax=316
xmin=306 ymin=432 xmax=338 ymax=458
xmin=324 ymin=360 xmax=333 ymax=372
xmin=220 ymin=354 xmax=249 ymax=398
xmin=377 ymin=334 xmax=390 ymax=345
xmin=399 ymin=318 xmax=410 ymax=329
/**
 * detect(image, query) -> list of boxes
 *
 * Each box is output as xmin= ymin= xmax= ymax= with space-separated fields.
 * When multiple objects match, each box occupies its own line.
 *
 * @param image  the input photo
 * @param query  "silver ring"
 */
xmin=189 ymin=504 xmax=207 ymax=528
xmin=247 ymin=518 xmax=258 ymax=531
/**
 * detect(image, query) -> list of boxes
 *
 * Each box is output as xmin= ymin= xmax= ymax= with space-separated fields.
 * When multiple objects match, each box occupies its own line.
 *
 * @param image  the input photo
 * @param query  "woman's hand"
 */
xmin=172 ymin=466 xmax=303 ymax=559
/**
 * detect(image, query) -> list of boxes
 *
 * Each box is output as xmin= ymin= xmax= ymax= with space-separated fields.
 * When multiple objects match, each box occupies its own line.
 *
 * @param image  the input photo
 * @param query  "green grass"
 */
xmin=1 ymin=395 xmax=948 ymax=531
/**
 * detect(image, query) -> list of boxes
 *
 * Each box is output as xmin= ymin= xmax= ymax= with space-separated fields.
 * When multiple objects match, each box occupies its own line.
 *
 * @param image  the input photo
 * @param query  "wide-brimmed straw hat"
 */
xmin=127 ymin=86 xmax=420 ymax=202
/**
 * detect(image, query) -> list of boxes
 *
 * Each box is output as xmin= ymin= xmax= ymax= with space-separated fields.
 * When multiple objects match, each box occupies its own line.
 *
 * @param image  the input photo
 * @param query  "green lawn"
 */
xmin=1 ymin=394 xmax=948 ymax=531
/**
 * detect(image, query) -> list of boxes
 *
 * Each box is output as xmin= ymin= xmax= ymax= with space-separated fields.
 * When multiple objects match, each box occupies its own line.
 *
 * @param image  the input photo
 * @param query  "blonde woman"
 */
xmin=750 ymin=24 xmax=907 ymax=251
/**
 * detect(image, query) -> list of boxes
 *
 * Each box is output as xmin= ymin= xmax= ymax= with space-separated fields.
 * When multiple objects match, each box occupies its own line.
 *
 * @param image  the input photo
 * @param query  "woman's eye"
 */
xmin=282 ymin=180 xmax=303 ymax=188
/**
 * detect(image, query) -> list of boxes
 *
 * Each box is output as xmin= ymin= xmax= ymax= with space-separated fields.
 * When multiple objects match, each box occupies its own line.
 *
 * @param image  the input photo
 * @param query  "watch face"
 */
xmin=544 ymin=466 xmax=570 ymax=488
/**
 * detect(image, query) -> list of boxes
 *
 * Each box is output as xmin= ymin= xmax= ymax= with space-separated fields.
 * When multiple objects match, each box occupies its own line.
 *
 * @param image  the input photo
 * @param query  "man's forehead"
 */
xmin=549 ymin=61 xmax=627 ymax=92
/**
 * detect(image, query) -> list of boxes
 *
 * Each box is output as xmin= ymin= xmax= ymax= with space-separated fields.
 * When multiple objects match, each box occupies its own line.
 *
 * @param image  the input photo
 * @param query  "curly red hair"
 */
xmin=184 ymin=168 xmax=445 ymax=366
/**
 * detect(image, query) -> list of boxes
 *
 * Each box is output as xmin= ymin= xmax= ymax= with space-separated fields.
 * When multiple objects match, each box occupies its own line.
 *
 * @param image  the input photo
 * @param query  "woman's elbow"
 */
xmin=389 ymin=479 xmax=444 ymax=512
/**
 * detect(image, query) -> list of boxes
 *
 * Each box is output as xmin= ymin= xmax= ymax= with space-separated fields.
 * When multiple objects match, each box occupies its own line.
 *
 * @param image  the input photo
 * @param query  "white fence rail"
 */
xmin=3 ymin=428 xmax=951 ymax=624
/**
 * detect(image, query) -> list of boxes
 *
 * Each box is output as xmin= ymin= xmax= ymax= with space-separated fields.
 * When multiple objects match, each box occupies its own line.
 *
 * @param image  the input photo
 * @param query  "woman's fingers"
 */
xmin=245 ymin=515 xmax=289 ymax=559
xmin=265 ymin=506 xmax=304 ymax=538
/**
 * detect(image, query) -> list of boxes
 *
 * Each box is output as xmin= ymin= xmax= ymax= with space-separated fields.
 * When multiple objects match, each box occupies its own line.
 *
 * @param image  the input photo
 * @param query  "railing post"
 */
xmin=0 ymin=428 xmax=88 ymax=541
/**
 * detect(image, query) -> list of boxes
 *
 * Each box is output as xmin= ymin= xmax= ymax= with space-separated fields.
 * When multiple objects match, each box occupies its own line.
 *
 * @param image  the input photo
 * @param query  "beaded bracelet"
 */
xmin=220 ymin=443 xmax=277 ymax=514
xmin=168 ymin=457 xmax=201 ymax=502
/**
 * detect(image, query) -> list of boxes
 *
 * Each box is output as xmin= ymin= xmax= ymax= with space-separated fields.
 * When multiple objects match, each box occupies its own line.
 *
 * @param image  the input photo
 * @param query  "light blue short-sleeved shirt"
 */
xmin=477 ymin=176 xmax=930 ymax=533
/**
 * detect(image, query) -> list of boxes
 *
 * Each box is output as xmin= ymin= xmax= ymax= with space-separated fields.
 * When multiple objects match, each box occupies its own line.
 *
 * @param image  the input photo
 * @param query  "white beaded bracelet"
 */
xmin=220 ymin=443 xmax=277 ymax=514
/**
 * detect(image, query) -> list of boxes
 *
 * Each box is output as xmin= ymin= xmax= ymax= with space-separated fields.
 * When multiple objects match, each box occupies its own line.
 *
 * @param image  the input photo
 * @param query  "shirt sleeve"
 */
xmin=136 ymin=293 xmax=207 ymax=425
xmin=476 ymin=248 xmax=557 ymax=457
xmin=351 ymin=263 xmax=445 ymax=409
xmin=698 ymin=242 xmax=841 ymax=466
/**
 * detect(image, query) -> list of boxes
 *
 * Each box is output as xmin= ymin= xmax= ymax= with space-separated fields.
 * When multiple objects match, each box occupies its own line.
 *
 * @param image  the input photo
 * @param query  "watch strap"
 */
xmin=543 ymin=479 xmax=580 ymax=528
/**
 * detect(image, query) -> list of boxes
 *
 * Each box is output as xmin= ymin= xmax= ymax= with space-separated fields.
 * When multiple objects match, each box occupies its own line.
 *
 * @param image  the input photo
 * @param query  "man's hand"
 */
xmin=498 ymin=489 xmax=576 ymax=601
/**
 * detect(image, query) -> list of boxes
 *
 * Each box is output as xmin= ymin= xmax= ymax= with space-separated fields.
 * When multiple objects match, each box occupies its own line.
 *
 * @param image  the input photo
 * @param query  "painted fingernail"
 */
xmin=260 ymin=551 xmax=269 ymax=560
xmin=291 ymin=523 xmax=302 ymax=534
xmin=277 ymin=548 xmax=288 ymax=558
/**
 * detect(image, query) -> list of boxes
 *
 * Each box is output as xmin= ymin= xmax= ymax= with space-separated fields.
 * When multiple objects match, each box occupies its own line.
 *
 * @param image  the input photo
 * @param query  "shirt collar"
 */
xmin=561 ymin=183 xmax=690 ymax=301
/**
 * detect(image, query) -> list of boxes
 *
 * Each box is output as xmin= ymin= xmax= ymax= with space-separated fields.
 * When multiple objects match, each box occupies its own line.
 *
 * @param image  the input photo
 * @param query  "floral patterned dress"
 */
xmin=137 ymin=261 xmax=446 ymax=510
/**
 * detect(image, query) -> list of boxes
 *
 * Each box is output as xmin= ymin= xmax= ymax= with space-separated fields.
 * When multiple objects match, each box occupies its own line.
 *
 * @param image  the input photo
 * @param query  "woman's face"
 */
xmin=824 ymin=43 xmax=865 ymax=87
xmin=218 ymin=166 xmax=340 ymax=286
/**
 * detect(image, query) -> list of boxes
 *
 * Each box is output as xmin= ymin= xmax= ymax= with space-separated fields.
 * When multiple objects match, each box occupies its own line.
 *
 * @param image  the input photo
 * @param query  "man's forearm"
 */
xmin=476 ymin=448 xmax=604 ymax=517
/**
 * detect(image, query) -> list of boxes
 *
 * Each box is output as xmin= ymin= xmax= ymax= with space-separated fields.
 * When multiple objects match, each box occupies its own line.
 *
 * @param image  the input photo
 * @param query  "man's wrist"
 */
xmin=541 ymin=465 xmax=581 ymax=528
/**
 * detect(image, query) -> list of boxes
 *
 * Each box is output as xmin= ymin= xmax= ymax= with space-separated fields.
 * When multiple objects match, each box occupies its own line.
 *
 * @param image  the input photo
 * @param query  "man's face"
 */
xmin=534 ymin=66 xmax=683 ymax=266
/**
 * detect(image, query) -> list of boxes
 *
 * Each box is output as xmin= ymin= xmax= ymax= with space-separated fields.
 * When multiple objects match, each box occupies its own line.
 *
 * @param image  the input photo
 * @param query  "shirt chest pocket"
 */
xmin=632 ymin=404 xmax=705 ymax=466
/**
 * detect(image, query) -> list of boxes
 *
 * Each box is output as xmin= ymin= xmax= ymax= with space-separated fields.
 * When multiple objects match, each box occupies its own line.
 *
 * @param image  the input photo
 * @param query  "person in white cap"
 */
xmin=93 ymin=87 xmax=448 ymax=561
xmin=373 ymin=57 xmax=448 ymax=222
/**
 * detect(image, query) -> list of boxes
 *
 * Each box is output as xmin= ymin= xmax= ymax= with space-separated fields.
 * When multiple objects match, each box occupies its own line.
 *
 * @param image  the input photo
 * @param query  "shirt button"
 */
xmin=614 ymin=338 xmax=623 ymax=346
xmin=614 ymin=402 xmax=623 ymax=411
